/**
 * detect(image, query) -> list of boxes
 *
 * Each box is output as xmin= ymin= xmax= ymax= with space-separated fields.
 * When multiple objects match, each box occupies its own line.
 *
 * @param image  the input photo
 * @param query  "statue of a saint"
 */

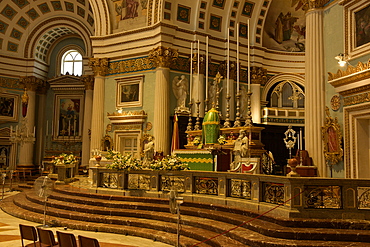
xmin=143 ymin=136 xmax=154 ymax=166
xmin=232 ymin=130 xmax=249 ymax=166
xmin=172 ymin=75 xmax=188 ymax=110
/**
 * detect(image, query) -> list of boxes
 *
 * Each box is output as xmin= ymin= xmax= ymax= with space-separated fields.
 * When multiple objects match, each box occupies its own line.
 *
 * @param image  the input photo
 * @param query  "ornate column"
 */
xmin=149 ymin=46 xmax=178 ymax=155
xmin=88 ymin=58 xmax=109 ymax=155
xmin=304 ymin=1 xmax=326 ymax=176
xmin=81 ymin=75 xmax=94 ymax=166
xmin=18 ymin=76 xmax=43 ymax=169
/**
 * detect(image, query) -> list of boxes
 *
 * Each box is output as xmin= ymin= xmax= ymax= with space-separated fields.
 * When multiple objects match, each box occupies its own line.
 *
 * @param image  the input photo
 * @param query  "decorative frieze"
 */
xmin=19 ymin=76 xmax=44 ymax=91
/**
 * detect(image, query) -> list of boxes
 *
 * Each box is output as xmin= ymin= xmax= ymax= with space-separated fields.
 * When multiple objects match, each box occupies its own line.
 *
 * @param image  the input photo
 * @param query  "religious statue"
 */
xmin=143 ymin=135 xmax=154 ymax=167
xmin=172 ymin=75 xmax=189 ymax=112
xmin=230 ymin=130 xmax=249 ymax=170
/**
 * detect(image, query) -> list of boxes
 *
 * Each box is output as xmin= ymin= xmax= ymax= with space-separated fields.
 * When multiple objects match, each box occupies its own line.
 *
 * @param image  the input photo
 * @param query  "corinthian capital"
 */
xmin=19 ymin=76 xmax=44 ymax=91
xmin=81 ymin=75 xmax=95 ymax=90
xmin=149 ymin=46 xmax=178 ymax=68
xmin=88 ymin=58 xmax=109 ymax=76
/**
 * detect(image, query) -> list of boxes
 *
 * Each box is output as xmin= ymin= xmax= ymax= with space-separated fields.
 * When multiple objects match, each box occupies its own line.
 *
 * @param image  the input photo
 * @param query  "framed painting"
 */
xmin=344 ymin=0 xmax=370 ymax=59
xmin=116 ymin=75 xmax=143 ymax=108
xmin=0 ymin=92 xmax=19 ymax=122
xmin=53 ymin=94 xmax=84 ymax=141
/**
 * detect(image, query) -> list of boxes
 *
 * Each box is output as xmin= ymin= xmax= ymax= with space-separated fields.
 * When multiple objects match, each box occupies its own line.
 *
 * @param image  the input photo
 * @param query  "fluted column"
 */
xmin=81 ymin=75 xmax=94 ymax=166
xmin=88 ymin=58 xmax=108 ymax=154
xmin=18 ymin=77 xmax=43 ymax=169
xmin=149 ymin=47 xmax=178 ymax=155
xmin=305 ymin=3 xmax=326 ymax=176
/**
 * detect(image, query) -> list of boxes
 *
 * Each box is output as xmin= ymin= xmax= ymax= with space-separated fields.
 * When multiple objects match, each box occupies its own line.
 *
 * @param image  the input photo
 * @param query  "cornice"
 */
xmin=328 ymin=60 xmax=370 ymax=88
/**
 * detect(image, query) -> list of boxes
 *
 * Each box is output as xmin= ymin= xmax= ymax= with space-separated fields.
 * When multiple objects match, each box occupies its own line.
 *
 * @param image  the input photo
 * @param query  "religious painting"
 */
xmin=262 ymin=0 xmax=306 ymax=52
xmin=0 ymin=92 xmax=19 ymax=122
xmin=53 ymin=95 xmax=84 ymax=140
xmin=322 ymin=107 xmax=343 ymax=170
xmin=355 ymin=4 xmax=370 ymax=48
xmin=344 ymin=0 xmax=370 ymax=59
xmin=116 ymin=75 xmax=143 ymax=108
xmin=111 ymin=0 xmax=147 ymax=31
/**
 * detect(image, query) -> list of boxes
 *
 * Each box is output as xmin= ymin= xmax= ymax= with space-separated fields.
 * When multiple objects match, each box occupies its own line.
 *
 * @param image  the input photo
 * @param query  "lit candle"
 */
xmin=237 ymin=23 xmax=240 ymax=92
xmin=247 ymin=19 xmax=251 ymax=92
xmin=206 ymin=36 xmax=209 ymax=100
xmin=197 ymin=40 xmax=200 ymax=102
xmin=190 ymin=42 xmax=193 ymax=104
xmin=227 ymin=28 xmax=230 ymax=95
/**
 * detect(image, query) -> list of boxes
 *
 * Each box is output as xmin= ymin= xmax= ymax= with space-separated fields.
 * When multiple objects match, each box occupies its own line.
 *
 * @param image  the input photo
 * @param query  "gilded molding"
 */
xmin=107 ymin=110 xmax=146 ymax=117
xmin=343 ymin=92 xmax=370 ymax=106
xmin=0 ymin=77 xmax=22 ymax=89
xmin=149 ymin=46 xmax=178 ymax=68
xmin=109 ymin=57 xmax=154 ymax=74
xmin=299 ymin=0 xmax=331 ymax=11
xmin=19 ymin=76 xmax=44 ymax=91
xmin=81 ymin=75 xmax=95 ymax=90
xmin=328 ymin=59 xmax=370 ymax=86
xmin=88 ymin=58 xmax=109 ymax=76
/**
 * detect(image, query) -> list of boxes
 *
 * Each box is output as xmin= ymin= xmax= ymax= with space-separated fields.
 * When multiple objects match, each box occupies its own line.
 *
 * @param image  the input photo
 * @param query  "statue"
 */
xmin=172 ymin=75 xmax=189 ymax=112
xmin=143 ymin=135 xmax=154 ymax=166
xmin=230 ymin=130 xmax=249 ymax=170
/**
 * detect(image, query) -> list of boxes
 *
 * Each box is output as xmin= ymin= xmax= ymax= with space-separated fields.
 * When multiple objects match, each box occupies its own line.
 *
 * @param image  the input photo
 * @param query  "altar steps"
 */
xmin=1 ymin=185 xmax=370 ymax=247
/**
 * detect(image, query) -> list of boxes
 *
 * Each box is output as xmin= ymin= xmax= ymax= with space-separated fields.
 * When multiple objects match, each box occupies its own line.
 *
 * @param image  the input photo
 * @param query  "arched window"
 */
xmin=61 ymin=50 xmax=83 ymax=76
xmin=268 ymin=80 xmax=305 ymax=108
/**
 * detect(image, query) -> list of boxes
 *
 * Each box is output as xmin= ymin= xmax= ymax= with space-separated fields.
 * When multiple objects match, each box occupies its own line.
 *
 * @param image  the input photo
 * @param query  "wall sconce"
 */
xmin=335 ymin=53 xmax=349 ymax=67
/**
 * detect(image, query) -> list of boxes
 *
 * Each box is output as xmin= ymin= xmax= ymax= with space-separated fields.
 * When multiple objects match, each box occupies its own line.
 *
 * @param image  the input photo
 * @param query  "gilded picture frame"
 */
xmin=321 ymin=107 xmax=343 ymax=166
xmin=53 ymin=94 xmax=84 ymax=141
xmin=116 ymin=75 xmax=143 ymax=108
xmin=0 ymin=92 xmax=19 ymax=122
xmin=344 ymin=0 xmax=370 ymax=59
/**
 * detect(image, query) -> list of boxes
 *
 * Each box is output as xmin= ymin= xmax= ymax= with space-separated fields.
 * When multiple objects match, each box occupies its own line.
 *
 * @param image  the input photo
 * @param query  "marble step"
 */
xmin=51 ymin=186 xmax=370 ymax=243
xmin=6 ymin=186 xmax=370 ymax=246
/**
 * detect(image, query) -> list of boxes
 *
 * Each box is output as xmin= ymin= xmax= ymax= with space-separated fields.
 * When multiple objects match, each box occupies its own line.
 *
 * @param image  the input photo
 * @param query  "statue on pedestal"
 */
xmin=172 ymin=75 xmax=189 ymax=113
xmin=143 ymin=135 xmax=154 ymax=167
xmin=230 ymin=130 xmax=249 ymax=170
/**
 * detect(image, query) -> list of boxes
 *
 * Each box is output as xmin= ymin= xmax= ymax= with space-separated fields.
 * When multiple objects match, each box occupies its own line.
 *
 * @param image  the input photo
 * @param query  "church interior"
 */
xmin=1 ymin=0 xmax=370 ymax=246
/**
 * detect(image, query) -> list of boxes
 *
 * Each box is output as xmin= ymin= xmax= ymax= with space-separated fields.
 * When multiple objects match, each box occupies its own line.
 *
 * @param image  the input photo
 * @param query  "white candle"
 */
xmin=247 ymin=19 xmax=251 ymax=92
xmin=190 ymin=42 xmax=193 ymax=104
xmin=227 ymin=28 xmax=230 ymax=95
xmin=46 ymin=120 xmax=48 ymax=136
xmin=197 ymin=40 xmax=200 ymax=102
xmin=206 ymin=36 xmax=209 ymax=100
xmin=300 ymin=128 xmax=303 ymax=150
xmin=297 ymin=133 xmax=300 ymax=150
xmin=237 ymin=23 xmax=240 ymax=92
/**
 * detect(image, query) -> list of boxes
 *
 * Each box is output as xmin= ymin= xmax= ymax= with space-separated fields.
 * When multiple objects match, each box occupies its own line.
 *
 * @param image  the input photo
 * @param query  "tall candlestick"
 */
xmin=197 ymin=40 xmax=200 ymax=102
xmin=190 ymin=42 xmax=193 ymax=103
xmin=300 ymin=128 xmax=303 ymax=150
xmin=227 ymin=28 xmax=230 ymax=95
xmin=237 ymin=23 xmax=240 ymax=92
xmin=247 ymin=19 xmax=251 ymax=92
xmin=206 ymin=36 xmax=209 ymax=100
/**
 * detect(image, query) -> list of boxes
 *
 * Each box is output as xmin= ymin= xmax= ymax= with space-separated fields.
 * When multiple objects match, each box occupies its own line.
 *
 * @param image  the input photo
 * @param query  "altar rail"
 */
xmin=90 ymin=168 xmax=370 ymax=220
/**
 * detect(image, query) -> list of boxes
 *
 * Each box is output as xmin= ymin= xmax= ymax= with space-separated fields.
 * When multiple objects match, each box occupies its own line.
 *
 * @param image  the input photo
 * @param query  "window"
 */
xmin=61 ymin=50 xmax=83 ymax=76
xmin=268 ymin=80 xmax=305 ymax=108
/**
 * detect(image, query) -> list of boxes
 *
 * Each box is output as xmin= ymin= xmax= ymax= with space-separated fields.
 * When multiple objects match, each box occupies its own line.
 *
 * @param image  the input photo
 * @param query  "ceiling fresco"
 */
xmin=263 ymin=0 xmax=306 ymax=52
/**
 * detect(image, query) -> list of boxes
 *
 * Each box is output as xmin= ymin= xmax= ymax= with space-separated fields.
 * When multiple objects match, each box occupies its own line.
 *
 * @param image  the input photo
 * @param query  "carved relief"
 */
xmin=149 ymin=46 xmax=178 ymax=68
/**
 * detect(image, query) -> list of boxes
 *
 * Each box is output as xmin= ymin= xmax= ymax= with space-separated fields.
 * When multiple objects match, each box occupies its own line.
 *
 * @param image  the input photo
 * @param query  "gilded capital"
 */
xmin=149 ymin=46 xmax=178 ymax=68
xmin=88 ymin=58 xmax=109 ymax=76
xmin=81 ymin=75 xmax=95 ymax=90
xmin=296 ymin=0 xmax=330 ymax=11
xmin=19 ymin=76 xmax=44 ymax=91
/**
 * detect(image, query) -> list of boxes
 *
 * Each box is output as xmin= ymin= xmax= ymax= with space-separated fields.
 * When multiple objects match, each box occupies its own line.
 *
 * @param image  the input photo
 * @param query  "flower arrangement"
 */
xmin=150 ymin=154 xmax=190 ymax=171
xmin=52 ymin=153 xmax=77 ymax=166
xmin=105 ymin=150 xmax=141 ymax=171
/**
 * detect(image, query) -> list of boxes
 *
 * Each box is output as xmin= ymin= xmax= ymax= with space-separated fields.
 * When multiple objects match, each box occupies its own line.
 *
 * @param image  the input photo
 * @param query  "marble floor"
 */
xmin=0 ymin=190 xmax=172 ymax=247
